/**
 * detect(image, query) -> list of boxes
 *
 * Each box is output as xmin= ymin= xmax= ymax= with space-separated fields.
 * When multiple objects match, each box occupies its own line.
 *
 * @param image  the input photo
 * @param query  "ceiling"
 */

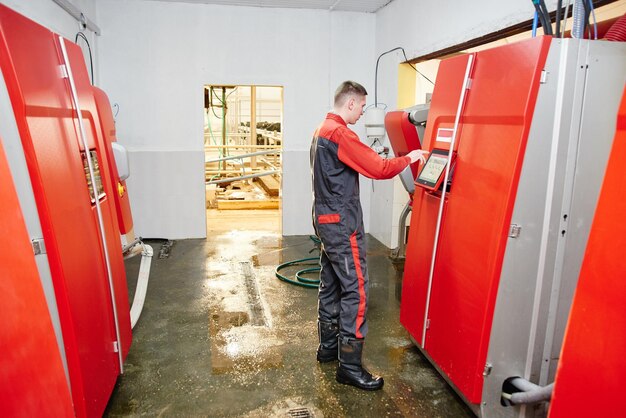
xmin=145 ymin=0 xmax=395 ymax=13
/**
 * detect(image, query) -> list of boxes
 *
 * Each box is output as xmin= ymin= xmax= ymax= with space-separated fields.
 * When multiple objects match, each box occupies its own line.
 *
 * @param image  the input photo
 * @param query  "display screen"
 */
xmin=416 ymin=149 xmax=451 ymax=189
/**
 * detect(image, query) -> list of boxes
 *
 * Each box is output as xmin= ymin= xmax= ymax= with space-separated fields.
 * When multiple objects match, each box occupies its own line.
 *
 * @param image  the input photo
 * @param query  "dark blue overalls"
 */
xmin=310 ymin=113 xmax=411 ymax=339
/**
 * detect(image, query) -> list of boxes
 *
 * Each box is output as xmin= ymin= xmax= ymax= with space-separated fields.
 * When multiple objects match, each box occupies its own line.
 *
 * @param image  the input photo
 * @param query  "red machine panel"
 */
xmin=401 ymin=36 xmax=551 ymax=404
xmin=385 ymin=110 xmax=422 ymax=178
xmin=0 ymin=140 xmax=74 ymax=417
xmin=92 ymin=87 xmax=134 ymax=235
xmin=400 ymin=191 xmax=446 ymax=340
xmin=0 ymin=5 xmax=131 ymax=417
xmin=548 ymin=88 xmax=626 ymax=418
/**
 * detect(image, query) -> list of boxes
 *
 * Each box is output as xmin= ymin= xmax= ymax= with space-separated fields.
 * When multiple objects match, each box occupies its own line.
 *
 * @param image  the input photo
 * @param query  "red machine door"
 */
xmin=0 ymin=5 xmax=131 ymax=417
xmin=0 ymin=139 xmax=74 ymax=417
xmin=401 ymin=37 xmax=551 ymax=404
xmin=400 ymin=52 xmax=471 ymax=345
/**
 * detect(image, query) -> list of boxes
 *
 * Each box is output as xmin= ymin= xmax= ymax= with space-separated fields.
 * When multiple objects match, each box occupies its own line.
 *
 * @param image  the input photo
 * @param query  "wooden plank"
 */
xmin=217 ymin=199 xmax=279 ymax=210
xmin=256 ymin=175 xmax=280 ymax=197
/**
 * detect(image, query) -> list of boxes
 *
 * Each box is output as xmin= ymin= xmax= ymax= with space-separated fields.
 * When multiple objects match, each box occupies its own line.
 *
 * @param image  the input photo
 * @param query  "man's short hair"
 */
xmin=334 ymin=81 xmax=367 ymax=107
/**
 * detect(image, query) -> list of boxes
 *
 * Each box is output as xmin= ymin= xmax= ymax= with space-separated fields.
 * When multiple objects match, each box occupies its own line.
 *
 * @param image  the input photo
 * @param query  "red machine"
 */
xmin=548 ymin=88 xmax=626 ymax=418
xmin=0 ymin=5 xmax=135 ymax=417
xmin=385 ymin=109 xmax=424 ymax=179
xmin=400 ymin=35 xmax=626 ymax=417
xmin=0 ymin=140 xmax=74 ymax=417
xmin=385 ymin=106 xmax=429 ymax=260
xmin=93 ymin=87 xmax=135 ymax=236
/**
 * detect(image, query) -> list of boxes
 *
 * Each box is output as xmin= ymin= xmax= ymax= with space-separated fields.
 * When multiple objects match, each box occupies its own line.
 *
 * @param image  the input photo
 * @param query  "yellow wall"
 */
xmin=396 ymin=63 xmax=416 ymax=109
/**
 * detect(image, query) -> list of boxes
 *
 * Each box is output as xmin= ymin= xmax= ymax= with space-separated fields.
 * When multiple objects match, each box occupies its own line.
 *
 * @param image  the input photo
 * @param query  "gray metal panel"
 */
xmin=531 ymin=40 xmax=591 ymax=389
xmin=0 ymin=69 xmax=70 ymax=384
xmin=480 ymin=39 xmax=626 ymax=418
xmin=480 ymin=38 xmax=573 ymax=418
xmin=546 ymin=39 xmax=626 ymax=380
xmin=398 ymin=165 xmax=415 ymax=194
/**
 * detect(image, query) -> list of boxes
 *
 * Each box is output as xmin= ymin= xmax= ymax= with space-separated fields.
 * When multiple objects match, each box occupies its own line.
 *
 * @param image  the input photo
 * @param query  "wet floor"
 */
xmin=104 ymin=230 xmax=474 ymax=417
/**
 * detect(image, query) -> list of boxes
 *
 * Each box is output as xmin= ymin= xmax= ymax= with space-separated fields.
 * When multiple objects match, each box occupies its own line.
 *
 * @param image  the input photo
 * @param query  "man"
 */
xmin=310 ymin=81 xmax=427 ymax=390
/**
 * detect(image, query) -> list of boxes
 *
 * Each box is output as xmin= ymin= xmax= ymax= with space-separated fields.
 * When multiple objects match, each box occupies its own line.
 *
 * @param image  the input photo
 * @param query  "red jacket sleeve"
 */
xmin=336 ymin=127 xmax=410 ymax=180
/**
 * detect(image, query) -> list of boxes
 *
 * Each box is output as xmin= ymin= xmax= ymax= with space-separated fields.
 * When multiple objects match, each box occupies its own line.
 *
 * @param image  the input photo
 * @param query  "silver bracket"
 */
xmin=112 ymin=341 xmax=119 ymax=353
xmin=59 ymin=64 xmax=68 ymax=79
xmin=465 ymin=78 xmax=473 ymax=90
xmin=540 ymin=70 xmax=548 ymax=84
xmin=425 ymin=319 xmax=431 ymax=329
xmin=483 ymin=363 xmax=493 ymax=377
xmin=31 ymin=238 xmax=46 ymax=255
xmin=509 ymin=224 xmax=522 ymax=238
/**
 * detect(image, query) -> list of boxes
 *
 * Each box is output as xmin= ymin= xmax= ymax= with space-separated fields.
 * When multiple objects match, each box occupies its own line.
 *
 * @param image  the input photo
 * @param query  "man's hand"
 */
xmin=407 ymin=149 xmax=429 ymax=164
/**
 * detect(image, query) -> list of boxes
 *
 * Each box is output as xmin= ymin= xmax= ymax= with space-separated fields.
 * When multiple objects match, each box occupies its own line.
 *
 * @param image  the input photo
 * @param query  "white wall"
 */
xmin=370 ymin=0 xmax=558 ymax=247
xmin=96 ymin=0 xmax=375 ymax=238
xmin=1 ymin=0 xmax=97 ymax=38
xmin=5 ymin=0 xmax=563 ymax=244
xmin=1 ymin=0 xmax=99 ymax=81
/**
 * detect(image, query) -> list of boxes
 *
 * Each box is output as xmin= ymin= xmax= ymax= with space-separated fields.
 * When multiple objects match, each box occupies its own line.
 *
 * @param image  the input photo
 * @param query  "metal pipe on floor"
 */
xmin=204 ymin=144 xmax=278 ymax=149
xmin=205 ymin=149 xmax=282 ymax=164
xmin=206 ymin=169 xmax=267 ymax=174
xmin=260 ymin=158 xmax=278 ymax=171
xmin=206 ymin=170 xmax=279 ymax=185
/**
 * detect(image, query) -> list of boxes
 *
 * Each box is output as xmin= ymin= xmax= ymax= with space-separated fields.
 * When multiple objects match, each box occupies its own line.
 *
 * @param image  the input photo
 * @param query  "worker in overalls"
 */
xmin=310 ymin=81 xmax=427 ymax=390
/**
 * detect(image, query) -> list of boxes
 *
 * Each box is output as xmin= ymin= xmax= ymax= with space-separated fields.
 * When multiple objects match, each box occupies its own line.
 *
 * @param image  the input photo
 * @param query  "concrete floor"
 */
xmin=104 ymin=214 xmax=474 ymax=417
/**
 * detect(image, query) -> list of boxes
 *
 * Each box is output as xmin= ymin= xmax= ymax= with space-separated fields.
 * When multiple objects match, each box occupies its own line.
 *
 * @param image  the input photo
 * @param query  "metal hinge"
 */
xmin=425 ymin=319 xmax=431 ymax=329
xmin=465 ymin=78 xmax=473 ymax=90
xmin=483 ymin=363 xmax=493 ymax=376
xmin=509 ymin=224 xmax=522 ymax=238
xmin=540 ymin=70 xmax=548 ymax=84
xmin=112 ymin=341 xmax=120 ymax=353
xmin=31 ymin=238 xmax=46 ymax=255
xmin=59 ymin=64 xmax=68 ymax=79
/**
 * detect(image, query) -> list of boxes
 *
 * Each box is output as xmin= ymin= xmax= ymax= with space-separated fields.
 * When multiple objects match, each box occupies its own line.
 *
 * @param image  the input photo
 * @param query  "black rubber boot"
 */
xmin=336 ymin=337 xmax=384 ymax=390
xmin=316 ymin=321 xmax=339 ymax=362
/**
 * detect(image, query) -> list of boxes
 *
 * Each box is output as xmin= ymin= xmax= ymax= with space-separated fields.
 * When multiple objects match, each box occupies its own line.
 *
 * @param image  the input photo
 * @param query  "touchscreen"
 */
xmin=418 ymin=154 xmax=448 ymax=184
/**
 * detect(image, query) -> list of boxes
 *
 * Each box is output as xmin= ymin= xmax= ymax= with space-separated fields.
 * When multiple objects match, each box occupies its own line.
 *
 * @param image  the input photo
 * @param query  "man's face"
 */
xmin=346 ymin=95 xmax=367 ymax=125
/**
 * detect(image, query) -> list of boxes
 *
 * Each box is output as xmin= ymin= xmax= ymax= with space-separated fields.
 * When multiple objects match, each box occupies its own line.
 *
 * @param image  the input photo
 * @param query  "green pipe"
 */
xmin=274 ymin=236 xmax=322 ymax=288
xmin=275 ymin=257 xmax=320 ymax=289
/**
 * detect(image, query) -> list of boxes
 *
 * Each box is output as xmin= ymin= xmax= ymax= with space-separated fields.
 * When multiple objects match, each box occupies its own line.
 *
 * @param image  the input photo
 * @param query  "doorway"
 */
xmin=203 ymin=85 xmax=283 ymax=234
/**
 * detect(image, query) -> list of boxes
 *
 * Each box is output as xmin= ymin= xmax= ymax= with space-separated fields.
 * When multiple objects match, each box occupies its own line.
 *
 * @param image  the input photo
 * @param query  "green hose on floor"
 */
xmin=274 ymin=236 xmax=321 ymax=289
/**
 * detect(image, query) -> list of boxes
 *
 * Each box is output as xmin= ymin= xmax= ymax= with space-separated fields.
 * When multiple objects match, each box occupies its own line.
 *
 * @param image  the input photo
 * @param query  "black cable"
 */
xmin=374 ymin=46 xmax=434 ymax=107
xmin=582 ymin=0 xmax=591 ymax=36
xmin=539 ymin=0 xmax=553 ymax=35
xmin=400 ymin=48 xmax=435 ymax=86
xmin=556 ymin=0 xmax=562 ymax=37
xmin=74 ymin=32 xmax=94 ymax=85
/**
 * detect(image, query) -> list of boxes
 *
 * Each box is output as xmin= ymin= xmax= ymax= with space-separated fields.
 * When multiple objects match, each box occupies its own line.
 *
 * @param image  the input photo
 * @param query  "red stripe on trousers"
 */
xmin=350 ymin=232 xmax=366 ymax=339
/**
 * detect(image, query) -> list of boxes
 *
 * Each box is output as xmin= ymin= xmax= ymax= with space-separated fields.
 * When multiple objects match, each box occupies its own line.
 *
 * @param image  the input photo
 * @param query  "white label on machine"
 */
xmin=436 ymin=128 xmax=454 ymax=143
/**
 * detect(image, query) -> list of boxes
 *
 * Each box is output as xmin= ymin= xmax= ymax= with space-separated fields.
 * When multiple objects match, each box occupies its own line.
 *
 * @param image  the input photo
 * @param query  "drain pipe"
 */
xmin=502 ymin=377 xmax=554 ymax=406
